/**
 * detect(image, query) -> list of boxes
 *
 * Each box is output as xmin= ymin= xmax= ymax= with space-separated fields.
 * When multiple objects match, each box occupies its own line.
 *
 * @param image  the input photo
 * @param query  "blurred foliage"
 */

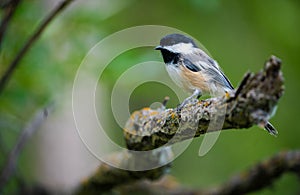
xmin=0 ymin=0 xmax=300 ymax=194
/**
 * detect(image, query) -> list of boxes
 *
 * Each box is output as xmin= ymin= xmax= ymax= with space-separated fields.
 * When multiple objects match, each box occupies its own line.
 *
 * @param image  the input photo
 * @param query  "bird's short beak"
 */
xmin=155 ymin=45 xmax=163 ymax=50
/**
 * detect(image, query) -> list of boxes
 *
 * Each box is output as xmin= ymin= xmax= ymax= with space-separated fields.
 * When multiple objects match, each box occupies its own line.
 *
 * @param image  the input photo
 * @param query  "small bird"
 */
xmin=155 ymin=33 xmax=277 ymax=136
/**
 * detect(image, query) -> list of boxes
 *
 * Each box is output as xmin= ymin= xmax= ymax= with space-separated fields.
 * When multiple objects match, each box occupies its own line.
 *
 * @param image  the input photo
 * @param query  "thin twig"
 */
xmin=205 ymin=150 xmax=300 ymax=195
xmin=0 ymin=104 xmax=53 ymax=191
xmin=0 ymin=0 xmax=21 ymax=48
xmin=0 ymin=0 xmax=75 ymax=94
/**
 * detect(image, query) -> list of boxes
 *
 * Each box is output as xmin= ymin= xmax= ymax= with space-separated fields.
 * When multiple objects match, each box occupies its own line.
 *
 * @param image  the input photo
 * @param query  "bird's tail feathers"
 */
xmin=264 ymin=122 xmax=278 ymax=136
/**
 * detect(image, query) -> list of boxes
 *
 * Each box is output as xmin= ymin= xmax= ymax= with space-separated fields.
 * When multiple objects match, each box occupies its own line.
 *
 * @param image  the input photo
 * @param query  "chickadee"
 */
xmin=155 ymin=33 xmax=277 ymax=136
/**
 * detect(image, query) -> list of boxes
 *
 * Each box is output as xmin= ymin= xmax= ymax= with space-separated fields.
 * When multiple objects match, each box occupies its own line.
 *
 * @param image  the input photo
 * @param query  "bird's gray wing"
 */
xmin=182 ymin=51 xmax=234 ymax=90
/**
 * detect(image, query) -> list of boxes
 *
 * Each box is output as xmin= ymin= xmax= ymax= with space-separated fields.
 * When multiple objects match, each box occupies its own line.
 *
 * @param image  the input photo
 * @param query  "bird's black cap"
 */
xmin=156 ymin=34 xmax=198 ymax=49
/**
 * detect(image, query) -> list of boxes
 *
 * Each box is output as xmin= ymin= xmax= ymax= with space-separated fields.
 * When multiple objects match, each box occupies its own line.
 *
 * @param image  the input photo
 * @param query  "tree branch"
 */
xmin=0 ymin=0 xmax=75 ymax=94
xmin=110 ymin=150 xmax=300 ymax=195
xmin=21 ymin=150 xmax=300 ymax=194
xmin=205 ymin=150 xmax=300 ymax=195
xmin=124 ymin=55 xmax=284 ymax=150
xmin=0 ymin=0 xmax=22 ymax=48
xmin=75 ymin=55 xmax=284 ymax=193
xmin=77 ymin=153 xmax=171 ymax=195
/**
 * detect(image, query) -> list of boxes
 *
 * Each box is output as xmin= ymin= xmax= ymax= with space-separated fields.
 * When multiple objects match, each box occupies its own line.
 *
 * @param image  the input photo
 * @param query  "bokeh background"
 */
xmin=0 ymin=0 xmax=299 ymax=194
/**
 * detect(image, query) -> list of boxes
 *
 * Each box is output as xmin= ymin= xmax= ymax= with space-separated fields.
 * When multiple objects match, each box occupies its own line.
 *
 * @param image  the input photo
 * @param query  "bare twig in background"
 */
xmin=0 ymin=104 xmax=53 ymax=191
xmin=0 ymin=0 xmax=21 ymax=48
xmin=75 ymin=56 xmax=284 ymax=193
xmin=112 ymin=151 xmax=300 ymax=195
xmin=205 ymin=150 xmax=300 ymax=195
xmin=76 ymin=151 xmax=172 ymax=194
xmin=18 ymin=150 xmax=300 ymax=194
xmin=0 ymin=0 xmax=75 ymax=94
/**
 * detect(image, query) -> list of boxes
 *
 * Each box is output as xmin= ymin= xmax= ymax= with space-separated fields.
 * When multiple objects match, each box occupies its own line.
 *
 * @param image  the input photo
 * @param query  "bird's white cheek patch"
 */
xmin=164 ymin=43 xmax=195 ymax=54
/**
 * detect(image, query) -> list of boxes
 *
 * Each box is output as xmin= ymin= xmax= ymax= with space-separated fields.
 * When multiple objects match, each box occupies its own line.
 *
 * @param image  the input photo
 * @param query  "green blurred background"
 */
xmin=0 ymin=0 xmax=299 ymax=194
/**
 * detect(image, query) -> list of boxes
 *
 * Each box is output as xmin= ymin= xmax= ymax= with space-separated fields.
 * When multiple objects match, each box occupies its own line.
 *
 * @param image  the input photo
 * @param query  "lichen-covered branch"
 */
xmin=75 ymin=56 xmax=284 ymax=194
xmin=124 ymin=55 xmax=284 ymax=151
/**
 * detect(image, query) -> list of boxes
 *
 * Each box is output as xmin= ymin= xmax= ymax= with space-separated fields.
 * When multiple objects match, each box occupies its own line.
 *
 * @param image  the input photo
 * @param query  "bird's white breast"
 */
xmin=166 ymin=64 xmax=194 ymax=93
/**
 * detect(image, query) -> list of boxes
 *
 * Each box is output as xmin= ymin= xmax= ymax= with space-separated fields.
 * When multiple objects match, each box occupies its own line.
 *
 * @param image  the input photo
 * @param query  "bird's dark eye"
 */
xmin=159 ymin=49 xmax=180 ymax=64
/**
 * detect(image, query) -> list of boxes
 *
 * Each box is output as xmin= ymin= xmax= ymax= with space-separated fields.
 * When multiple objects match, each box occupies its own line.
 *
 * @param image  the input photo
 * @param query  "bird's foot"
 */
xmin=177 ymin=90 xmax=201 ymax=112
